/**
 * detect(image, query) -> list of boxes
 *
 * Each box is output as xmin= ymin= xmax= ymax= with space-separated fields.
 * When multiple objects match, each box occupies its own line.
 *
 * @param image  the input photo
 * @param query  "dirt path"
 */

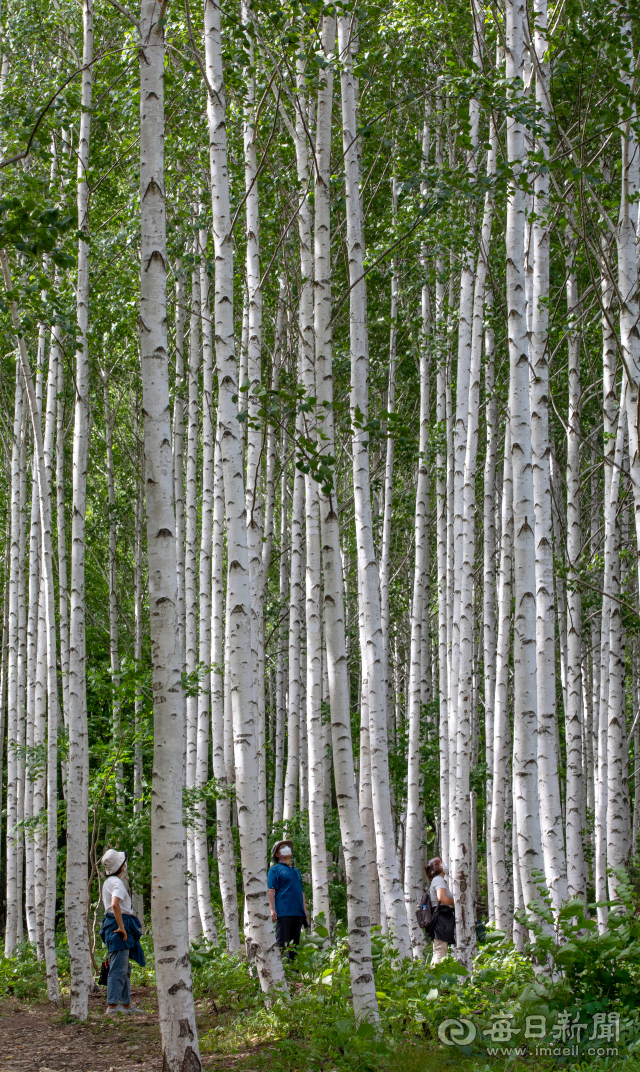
xmin=0 ymin=987 xmax=165 ymax=1072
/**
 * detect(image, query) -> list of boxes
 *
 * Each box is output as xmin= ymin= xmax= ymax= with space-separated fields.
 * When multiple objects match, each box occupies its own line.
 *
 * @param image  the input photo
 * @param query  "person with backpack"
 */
xmin=416 ymin=857 xmax=455 ymax=963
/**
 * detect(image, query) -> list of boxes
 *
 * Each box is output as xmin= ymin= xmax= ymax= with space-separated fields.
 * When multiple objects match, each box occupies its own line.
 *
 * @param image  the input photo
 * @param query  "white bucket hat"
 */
xmin=101 ymin=848 xmax=127 ymax=877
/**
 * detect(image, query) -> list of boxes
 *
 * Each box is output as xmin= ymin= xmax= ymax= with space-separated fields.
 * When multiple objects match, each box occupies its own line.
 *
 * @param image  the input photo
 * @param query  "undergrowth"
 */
xmin=3 ymin=871 xmax=640 ymax=1071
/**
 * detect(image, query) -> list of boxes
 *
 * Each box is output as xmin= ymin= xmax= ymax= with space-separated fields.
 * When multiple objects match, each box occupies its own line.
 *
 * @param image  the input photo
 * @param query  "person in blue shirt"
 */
xmin=268 ymin=839 xmax=308 ymax=960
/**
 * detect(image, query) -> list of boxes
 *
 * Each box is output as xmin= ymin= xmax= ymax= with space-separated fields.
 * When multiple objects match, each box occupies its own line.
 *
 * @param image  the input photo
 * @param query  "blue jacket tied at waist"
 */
xmin=99 ymin=912 xmax=146 ymax=967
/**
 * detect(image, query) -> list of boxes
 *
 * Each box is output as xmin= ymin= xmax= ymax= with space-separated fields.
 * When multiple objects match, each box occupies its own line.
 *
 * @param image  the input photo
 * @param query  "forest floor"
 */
xmin=0 ymin=987 xmax=253 ymax=1072
xmin=0 ymin=988 xmax=465 ymax=1072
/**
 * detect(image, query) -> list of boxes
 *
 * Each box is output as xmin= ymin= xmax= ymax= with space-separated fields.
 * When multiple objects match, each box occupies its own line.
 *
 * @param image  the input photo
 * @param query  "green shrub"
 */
xmin=0 ymin=941 xmax=49 ymax=1000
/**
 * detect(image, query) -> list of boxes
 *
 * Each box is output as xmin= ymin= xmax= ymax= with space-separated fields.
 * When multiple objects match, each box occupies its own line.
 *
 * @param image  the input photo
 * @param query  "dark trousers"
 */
xmin=275 ymin=915 xmax=303 ymax=960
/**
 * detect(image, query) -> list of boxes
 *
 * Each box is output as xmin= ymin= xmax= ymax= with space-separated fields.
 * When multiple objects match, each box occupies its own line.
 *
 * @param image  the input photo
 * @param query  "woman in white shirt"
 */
xmin=101 ymin=849 xmax=144 ymax=1015
xmin=425 ymin=857 xmax=455 ymax=964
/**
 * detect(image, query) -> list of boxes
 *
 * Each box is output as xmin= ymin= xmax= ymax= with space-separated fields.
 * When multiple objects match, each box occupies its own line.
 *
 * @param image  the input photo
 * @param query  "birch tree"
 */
xmin=66 ymin=0 xmax=94 ymax=1016
xmin=139 ymin=0 xmax=201 ymax=1064
xmin=338 ymin=12 xmax=410 ymax=958
xmin=204 ymin=0 xmax=286 ymax=993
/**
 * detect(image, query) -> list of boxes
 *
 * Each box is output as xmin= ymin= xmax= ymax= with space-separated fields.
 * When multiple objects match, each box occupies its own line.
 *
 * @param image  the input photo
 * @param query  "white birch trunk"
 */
xmin=139 ymin=2 xmax=201 ymax=1063
xmin=34 ymin=540 xmax=47 ymax=963
xmin=358 ymin=604 xmax=380 ymax=925
xmin=4 ymin=361 xmax=23 ymax=955
xmin=299 ymin=671 xmax=308 ymax=813
xmin=132 ymin=406 xmax=145 ymax=924
xmin=505 ymin=0 xmax=545 ymax=914
xmin=0 ymin=252 xmax=61 ymax=994
xmin=290 ymin=49 xmax=329 ymax=926
xmin=205 ymin=0 xmax=286 ymax=992
xmin=0 ymin=535 xmax=7 ymax=910
xmin=211 ymin=435 xmax=240 ymax=952
xmin=607 ymin=396 xmax=630 ymax=892
xmin=403 ymin=211 xmax=429 ymax=955
xmin=617 ymin=16 xmax=640 ymax=640
xmin=272 ymin=425 xmax=288 ymax=828
xmin=102 ymin=369 xmax=123 ymax=805
xmin=338 ymin=12 xmax=410 ymax=957
xmin=284 ymin=456 xmax=304 ymax=821
xmin=595 ymin=246 xmax=618 ymax=926
xmin=452 ymin=114 xmax=494 ymax=966
xmin=173 ymin=262 xmax=186 ymax=675
xmin=16 ymin=419 xmax=27 ymax=949
xmin=25 ymin=458 xmax=41 ymax=947
xmin=185 ymin=249 xmax=202 ymax=944
xmin=491 ymin=427 xmax=514 ymax=930
xmin=380 ymin=176 xmax=398 ymax=737
xmin=54 ymin=324 xmax=69 ymax=746
xmin=565 ymin=247 xmax=587 ymax=898
xmin=242 ymin=4 xmax=267 ymax=850
xmin=483 ymin=288 xmax=497 ymax=922
xmin=530 ymin=0 xmax=567 ymax=910
xmin=435 ymin=257 xmax=449 ymax=867
xmin=195 ymin=227 xmax=218 ymax=943
xmin=315 ymin=13 xmax=379 ymax=1017
xmin=67 ymin=0 xmax=93 ymax=1014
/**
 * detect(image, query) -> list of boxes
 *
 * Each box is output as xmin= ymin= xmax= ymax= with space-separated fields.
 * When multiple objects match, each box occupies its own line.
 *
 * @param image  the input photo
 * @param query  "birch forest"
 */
xmin=2 ymin=0 xmax=640 ymax=1067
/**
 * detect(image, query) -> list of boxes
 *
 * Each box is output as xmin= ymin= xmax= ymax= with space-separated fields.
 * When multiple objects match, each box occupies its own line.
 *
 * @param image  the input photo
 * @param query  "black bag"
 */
xmin=416 ymin=888 xmax=439 ymax=938
xmin=98 ymin=958 xmax=110 ymax=986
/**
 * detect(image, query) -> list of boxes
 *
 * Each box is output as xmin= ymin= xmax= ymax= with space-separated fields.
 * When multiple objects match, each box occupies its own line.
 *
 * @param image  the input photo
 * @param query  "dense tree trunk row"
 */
xmin=1 ymin=0 xmax=640 ymax=1064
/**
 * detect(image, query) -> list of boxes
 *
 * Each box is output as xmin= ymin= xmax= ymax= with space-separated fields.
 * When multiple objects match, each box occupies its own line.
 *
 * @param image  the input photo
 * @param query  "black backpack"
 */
xmin=416 ymin=888 xmax=439 ymax=937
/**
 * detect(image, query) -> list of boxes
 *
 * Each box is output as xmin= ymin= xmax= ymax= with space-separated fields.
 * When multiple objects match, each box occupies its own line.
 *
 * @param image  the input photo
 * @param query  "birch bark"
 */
xmin=315 ymin=12 xmax=379 ymax=1017
xmin=0 ymin=251 xmax=61 ymax=996
xmin=565 ymin=243 xmax=587 ymax=898
xmin=133 ymin=408 xmax=145 ymax=923
xmin=4 ymin=361 xmax=23 ymax=956
xmin=242 ymin=2 xmax=267 ymax=848
xmin=25 ymin=458 xmax=41 ymax=947
xmin=602 ymin=383 xmax=627 ymax=907
xmin=185 ymin=247 xmax=202 ymax=942
xmin=505 ymin=0 xmax=545 ymax=914
xmin=491 ymin=427 xmax=514 ymax=930
xmin=595 ymin=246 xmax=617 ymax=926
xmin=16 ymin=420 xmax=26 ymax=949
xmin=173 ymin=262 xmax=186 ymax=674
xmin=380 ymin=176 xmax=398 ymax=737
xmin=272 ymin=427 xmax=288 ymax=827
xmin=453 ymin=106 xmax=494 ymax=965
xmin=211 ymin=435 xmax=240 ymax=952
xmin=403 ymin=166 xmax=429 ymax=954
xmin=290 ymin=47 xmax=330 ymax=927
xmin=55 ymin=326 xmax=69 ymax=742
xmin=205 ymin=0 xmax=286 ymax=992
xmin=530 ymin=0 xmax=567 ymax=910
xmin=284 ymin=459 xmax=304 ymax=821
xmin=101 ymin=368 xmax=123 ymax=805
xmin=338 ymin=12 xmax=410 ymax=957
xmin=34 ymin=473 xmax=47 ymax=961
xmin=139 ymin=1 xmax=201 ymax=1064
xmin=483 ymin=288 xmax=497 ymax=921
xmin=358 ymin=600 xmax=380 ymax=925
xmin=435 ymin=253 xmax=449 ymax=867
xmin=195 ymin=226 xmax=217 ymax=943
xmin=66 ymin=0 xmax=94 ymax=1015
xmin=616 ymin=16 xmax=640 ymax=624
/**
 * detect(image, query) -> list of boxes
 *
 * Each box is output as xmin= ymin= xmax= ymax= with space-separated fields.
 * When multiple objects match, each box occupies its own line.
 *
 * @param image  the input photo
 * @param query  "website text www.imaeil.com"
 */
xmin=436 ymin=1009 xmax=622 ymax=1059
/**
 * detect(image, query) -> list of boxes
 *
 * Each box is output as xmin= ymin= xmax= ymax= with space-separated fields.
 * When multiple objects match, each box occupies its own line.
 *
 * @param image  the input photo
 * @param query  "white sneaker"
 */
xmin=105 ymin=1006 xmax=123 ymax=1016
xmin=120 ymin=1005 xmax=146 ymax=1014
